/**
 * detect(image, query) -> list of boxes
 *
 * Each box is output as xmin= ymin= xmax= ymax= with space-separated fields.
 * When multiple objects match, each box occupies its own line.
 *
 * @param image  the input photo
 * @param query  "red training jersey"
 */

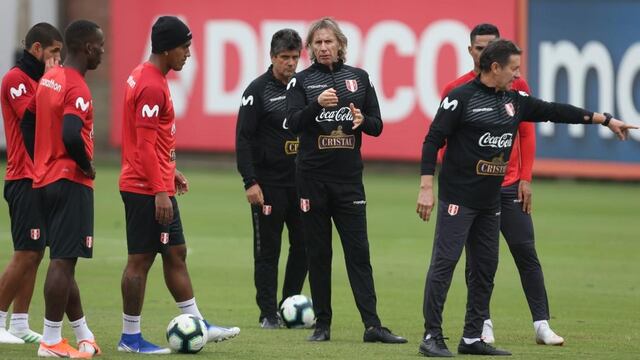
xmin=1 ymin=67 xmax=37 ymax=180
xmin=119 ymin=62 xmax=176 ymax=196
xmin=439 ymin=70 xmax=536 ymax=186
xmin=31 ymin=66 xmax=94 ymax=189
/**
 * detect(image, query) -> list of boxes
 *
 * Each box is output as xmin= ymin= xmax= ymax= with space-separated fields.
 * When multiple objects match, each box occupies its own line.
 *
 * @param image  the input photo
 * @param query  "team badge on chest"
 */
xmin=345 ymin=79 xmax=358 ymax=92
xmin=504 ymin=103 xmax=515 ymax=117
xmin=300 ymin=198 xmax=311 ymax=212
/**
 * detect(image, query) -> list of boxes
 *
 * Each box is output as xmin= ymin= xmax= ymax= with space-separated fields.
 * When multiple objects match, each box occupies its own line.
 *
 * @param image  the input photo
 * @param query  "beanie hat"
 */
xmin=151 ymin=16 xmax=192 ymax=54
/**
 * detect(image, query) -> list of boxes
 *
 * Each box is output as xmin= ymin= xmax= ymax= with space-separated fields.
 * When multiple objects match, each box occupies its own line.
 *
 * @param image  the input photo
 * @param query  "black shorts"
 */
xmin=120 ymin=191 xmax=185 ymax=254
xmin=3 ymin=179 xmax=46 ymax=251
xmin=40 ymin=179 xmax=94 ymax=259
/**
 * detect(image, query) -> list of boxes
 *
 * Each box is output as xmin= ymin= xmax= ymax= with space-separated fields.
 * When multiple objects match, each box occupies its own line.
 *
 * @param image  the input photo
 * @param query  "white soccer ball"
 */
xmin=279 ymin=294 xmax=315 ymax=329
xmin=166 ymin=314 xmax=207 ymax=354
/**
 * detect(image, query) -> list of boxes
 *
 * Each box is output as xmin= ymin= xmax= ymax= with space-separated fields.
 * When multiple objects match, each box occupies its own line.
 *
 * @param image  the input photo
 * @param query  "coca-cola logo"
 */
xmin=478 ymin=132 xmax=513 ymax=148
xmin=315 ymin=107 xmax=354 ymax=123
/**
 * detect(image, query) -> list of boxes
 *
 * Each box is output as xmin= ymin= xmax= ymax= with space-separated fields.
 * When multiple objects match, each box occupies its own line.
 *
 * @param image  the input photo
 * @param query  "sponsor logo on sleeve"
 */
xmin=75 ymin=97 xmax=91 ymax=112
xmin=241 ymin=95 xmax=254 ymax=106
xmin=30 ymin=228 xmax=40 ymax=240
xmin=300 ymin=198 xmax=310 ymax=212
xmin=441 ymin=96 xmax=458 ymax=111
xmin=9 ymin=83 xmax=27 ymax=99
xmin=345 ymin=79 xmax=358 ymax=92
xmin=282 ymin=118 xmax=289 ymax=129
xmin=317 ymin=126 xmax=355 ymax=149
xmin=476 ymin=153 xmax=508 ymax=176
xmin=142 ymin=104 xmax=159 ymax=118
xmin=160 ymin=232 xmax=170 ymax=244
xmin=447 ymin=204 xmax=459 ymax=216
xmin=504 ymin=102 xmax=515 ymax=117
xmin=262 ymin=205 xmax=272 ymax=216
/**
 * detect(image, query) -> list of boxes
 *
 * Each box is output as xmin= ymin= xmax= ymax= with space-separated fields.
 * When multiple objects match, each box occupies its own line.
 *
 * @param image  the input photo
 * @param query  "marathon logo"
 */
xmin=476 ymin=153 xmax=508 ymax=176
xmin=40 ymin=78 xmax=62 ymax=92
xmin=30 ymin=228 xmax=40 ymax=240
xmin=284 ymin=139 xmax=299 ymax=155
xmin=318 ymin=126 xmax=355 ymax=150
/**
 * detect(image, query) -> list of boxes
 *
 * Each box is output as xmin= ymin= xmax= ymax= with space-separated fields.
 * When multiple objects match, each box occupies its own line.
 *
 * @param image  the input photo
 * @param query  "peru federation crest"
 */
xmin=300 ymin=198 xmax=311 ymax=212
xmin=345 ymin=79 xmax=358 ymax=92
xmin=447 ymin=204 xmax=459 ymax=216
xmin=30 ymin=228 xmax=40 ymax=240
xmin=504 ymin=103 xmax=515 ymax=117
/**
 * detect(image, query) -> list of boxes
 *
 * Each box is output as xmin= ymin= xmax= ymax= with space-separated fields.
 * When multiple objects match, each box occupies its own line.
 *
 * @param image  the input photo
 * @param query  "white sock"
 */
xmin=0 ymin=310 xmax=7 ymax=329
xmin=122 ymin=313 xmax=141 ymax=335
xmin=176 ymin=298 xmax=203 ymax=320
xmin=9 ymin=313 xmax=29 ymax=332
xmin=533 ymin=320 xmax=549 ymax=332
xmin=463 ymin=337 xmax=481 ymax=344
xmin=69 ymin=316 xmax=94 ymax=342
xmin=42 ymin=319 xmax=63 ymax=346
xmin=484 ymin=319 xmax=493 ymax=327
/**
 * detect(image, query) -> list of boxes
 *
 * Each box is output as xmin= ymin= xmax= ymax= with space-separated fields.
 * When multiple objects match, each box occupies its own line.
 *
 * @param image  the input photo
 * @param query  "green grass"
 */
xmin=0 ymin=164 xmax=638 ymax=359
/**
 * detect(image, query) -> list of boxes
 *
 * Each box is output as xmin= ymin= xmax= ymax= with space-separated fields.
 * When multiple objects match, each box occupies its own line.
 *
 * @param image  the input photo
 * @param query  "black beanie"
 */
xmin=151 ymin=16 xmax=192 ymax=54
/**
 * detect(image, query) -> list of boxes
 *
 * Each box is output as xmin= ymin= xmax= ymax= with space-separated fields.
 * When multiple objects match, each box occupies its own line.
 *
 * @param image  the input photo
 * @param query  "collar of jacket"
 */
xmin=16 ymin=50 xmax=45 ymax=82
xmin=312 ymin=60 xmax=344 ymax=73
xmin=473 ymin=74 xmax=508 ymax=95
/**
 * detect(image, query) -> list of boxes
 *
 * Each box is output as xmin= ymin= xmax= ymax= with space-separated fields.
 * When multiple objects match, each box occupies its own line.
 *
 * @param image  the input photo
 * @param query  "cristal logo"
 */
xmin=142 ymin=104 xmax=159 ymax=118
xmin=9 ymin=83 xmax=26 ymax=99
xmin=315 ymin=107 xmax=353 ymax=122
xmin=478 ymin=132 xmax=513 ymax=148
xmin=75 ymin=97 xmax=90 ymax=112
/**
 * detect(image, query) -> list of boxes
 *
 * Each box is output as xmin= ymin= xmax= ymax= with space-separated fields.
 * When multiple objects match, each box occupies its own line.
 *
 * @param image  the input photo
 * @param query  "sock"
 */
xmin=42 ymin=319 xmax=63 ymax=346
xmin=69 ymin=316 xmax=94 ymax=342
xmin=122 ymin=313 xmax=141 ymax=335
xmin=463 ymin=337 xmax=481 ymax=344
xmin=9 ymin=313 xmax=29 ymax=332
xmin=176 ymin=298 xmax=203 ymax=320
xmin=533 ymin=320 xmax=549 ymax=332
xmin=483 ymin=319 xmax=493 ymax=327
xmin=0 ymin=310 xmax=7 ymax=329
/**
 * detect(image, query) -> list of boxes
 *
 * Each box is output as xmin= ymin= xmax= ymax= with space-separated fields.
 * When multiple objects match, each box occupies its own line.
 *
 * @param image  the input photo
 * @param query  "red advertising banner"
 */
xmin=110 ymin=0 xmax=519 ymax=160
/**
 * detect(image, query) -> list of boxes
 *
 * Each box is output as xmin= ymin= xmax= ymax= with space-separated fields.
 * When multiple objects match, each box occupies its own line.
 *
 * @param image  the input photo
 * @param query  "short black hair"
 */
xmin=270 ymin=29 xmax=302 ymax=57
xmin=25 ymin=22 xmax=63 ymax=49
xmin=64 ymin=20 xmax=100 ymax=54
xmin=479 ymin=39 xmax=522 ymax=73
xmin=470 ymin=23 xmax=500 ymax=43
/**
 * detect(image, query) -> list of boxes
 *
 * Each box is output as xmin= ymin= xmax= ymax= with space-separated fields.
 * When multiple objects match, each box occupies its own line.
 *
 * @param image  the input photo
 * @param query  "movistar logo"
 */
xmin=142 ymin=104 xmax=159 ymax=118
xmin=75 ymin=97 xmax=90 ymax=112
xmin=9 ymin=84 xmax=26 ymax=99
xmin=241 ymin=95 xmax=254 ymax=106
xmin=441 ymin=97 xmax=458 ymax=111
xmin=287 ymin=78 xmax=296 ymax=90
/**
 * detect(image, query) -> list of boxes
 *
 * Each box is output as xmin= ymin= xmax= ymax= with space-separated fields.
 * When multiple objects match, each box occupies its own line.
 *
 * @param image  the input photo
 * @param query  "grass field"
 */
xmin=0 ymin=164 xmax=638 ymax=359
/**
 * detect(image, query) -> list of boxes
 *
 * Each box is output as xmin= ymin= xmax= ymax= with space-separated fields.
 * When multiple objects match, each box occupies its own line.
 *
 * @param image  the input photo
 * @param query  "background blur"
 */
xmin=1 ymin=0 xmax=639 ymax=179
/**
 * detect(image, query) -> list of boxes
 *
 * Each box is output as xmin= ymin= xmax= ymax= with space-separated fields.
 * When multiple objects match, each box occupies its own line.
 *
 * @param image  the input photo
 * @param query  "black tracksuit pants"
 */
xmin=423 ymin=200 xmax=500 ymax=339
xmin=296 ymin=176 xmax=381 ymax=329
xmin=464 ymin=182 xmax=550 ymax=322
xmin=251 ymin=185 xmax=307 ymax=322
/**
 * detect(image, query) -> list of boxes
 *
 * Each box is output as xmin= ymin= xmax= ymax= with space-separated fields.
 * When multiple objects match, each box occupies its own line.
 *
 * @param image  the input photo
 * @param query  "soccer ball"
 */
xmin=166 ymin=314 xmax=208 ymax=354
xmin=279 ymin=294 xmax=315 ymax=329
